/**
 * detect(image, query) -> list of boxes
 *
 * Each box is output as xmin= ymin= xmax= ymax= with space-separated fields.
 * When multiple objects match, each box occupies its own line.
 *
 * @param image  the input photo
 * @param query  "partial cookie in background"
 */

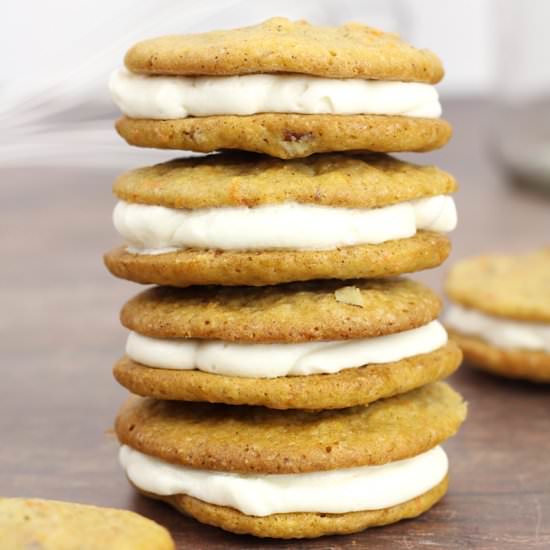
xmin=446 ymin=330 xmax=550 ymax=383
xmin=445 ymin=249 xmax=550 ymax=382
xmin=104 ymin=153 xmax=457 ymax=287
xmin=446 ymin=249 xmax=550 ymax=322
xmin=0 ymin=498 xmax=174 ymax=550
xmin=111 ymin=18 xmax=451 ymax=158
xmin=115 ymin=383 xmax=466 ymax=538
xmin=114 ymin=278 xmax=460 ymax=409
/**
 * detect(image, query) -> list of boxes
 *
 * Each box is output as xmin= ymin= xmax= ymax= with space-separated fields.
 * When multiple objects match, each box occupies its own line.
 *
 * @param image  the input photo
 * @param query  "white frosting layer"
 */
xmin=113 ymin=196 xmax=456 ymax=254
xmin=110 ymin=68 xmax=441 ymax=119
xmin=126 ymin=320 xmax=447 ymax=378
xmin=445 ymin=304 xmax=550 ymax=352
xmin=119 ymin=445 xmax=448 ymax=516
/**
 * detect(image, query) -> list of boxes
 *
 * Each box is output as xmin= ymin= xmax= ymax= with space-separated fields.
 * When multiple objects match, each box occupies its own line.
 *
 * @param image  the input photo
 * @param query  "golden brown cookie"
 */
xmin=448 ymin=329 xmax=550 ymax=383
xmin=105 ymin=230 xmax=451 ymax=288
xmin=120 ymin=278 xmax=441 ymax=342
xmin=114 ymin=342 xmax=462 ymax=409
xmin=115 ymin=382 xmax=467 ymax=473
xmin=0 ymin=498 xmax=174 ymax=550
xmin=139 ymin=476 xmax=448 ymax=539
xmin=445 ymin=249 xmax=550 ymax=322
xmin=116 ymin=114 xmax=452 ymax=159
xmin=113 ymin=153 xmax=457 ymax=209
xmin=125 ymin=17 xmax=444 ymax=83
xmin=445 ymin=250 xmax=550 ymax=382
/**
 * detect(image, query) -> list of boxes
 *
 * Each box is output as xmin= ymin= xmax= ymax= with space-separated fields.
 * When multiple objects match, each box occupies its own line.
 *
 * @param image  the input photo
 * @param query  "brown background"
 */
xmin=2 ymin=101 xmax=550 ymax=549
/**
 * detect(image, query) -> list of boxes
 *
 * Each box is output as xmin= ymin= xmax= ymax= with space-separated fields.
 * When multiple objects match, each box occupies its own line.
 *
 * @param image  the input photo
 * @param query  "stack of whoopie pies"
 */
xmin=105 ymin=18 xmax=466 ymax=539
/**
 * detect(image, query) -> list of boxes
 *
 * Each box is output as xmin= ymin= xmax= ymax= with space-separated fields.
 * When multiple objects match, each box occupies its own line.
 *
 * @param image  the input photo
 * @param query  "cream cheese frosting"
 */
xmin=119 ymin=445 xmax=448 ymax=516
xmin=113 ymin=195 xmax=457 ymax=254
xmin=445 ymin=304 xmax=550 ymax=352
xmin=110 ymin=68 xmax=442 ymax=119
xmin=126 ymin=320 xmax=448 ymax=378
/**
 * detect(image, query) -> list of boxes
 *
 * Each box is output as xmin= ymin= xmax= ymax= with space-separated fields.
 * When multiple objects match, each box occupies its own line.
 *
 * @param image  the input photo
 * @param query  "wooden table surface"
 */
xmin=2 ymin=101 xmax=550 ymax=549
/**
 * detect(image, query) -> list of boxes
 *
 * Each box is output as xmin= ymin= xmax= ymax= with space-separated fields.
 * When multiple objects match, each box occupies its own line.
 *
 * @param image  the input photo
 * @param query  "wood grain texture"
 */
xmin=2 ymin=101 xmax=550 ymax=549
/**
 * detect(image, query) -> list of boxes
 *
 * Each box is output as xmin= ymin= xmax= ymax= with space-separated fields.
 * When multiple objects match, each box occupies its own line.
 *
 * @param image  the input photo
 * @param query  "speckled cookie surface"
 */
xmin=125 ymin=17 xmax=443 ymax=83
xmin=138 ymin=476 xmax=448 ymax=539
xmin=115 ymin=382 xmax=466 ymax=473
xmin=0 ymin=498 xmax=174 ymax=550
xmin=105 ymin=230 xmax=451 ymax=288
xmin=448 ymin=329 xmax=550 ymax=383
xmin=120 ymin=278 xmax=441 ymax=343
xmin=114 ymin=342 xmax=461 ymax=409
xmin=114 ymin=153 xmax=456 ymax=209
xmin=116 ymin=114 xmax=452 ymax=159
xmin=446 ymin=249 xmax=550 ymax=322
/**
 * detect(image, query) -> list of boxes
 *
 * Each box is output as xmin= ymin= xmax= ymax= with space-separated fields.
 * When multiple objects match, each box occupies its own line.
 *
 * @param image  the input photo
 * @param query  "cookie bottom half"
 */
xmin=114 ymin=342 xmax=462 ymax=410
xmin=134 ymin=476 xmax=448 ymax=539
xmin=449 ymin=329 xmax=550 ymax=383
xmin=105 ymin=231 xmax=450 ymax=287
xmin=116 ymin=114 xmax=451 ymax=159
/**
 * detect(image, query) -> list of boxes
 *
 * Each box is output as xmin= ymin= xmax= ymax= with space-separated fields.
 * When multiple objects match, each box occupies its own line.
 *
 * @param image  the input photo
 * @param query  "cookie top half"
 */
xmin=121 ymin=278 xmax=441 ymax=342
xmin=446 ymin=249 xmax=550 ymax=322
xmin=114 ymin=153 xmax=456 ymax=209
xmin=0 ymin=498 xmax=174 ymax=550
xmin=115 ymin=382 xmax=466 ymax=474
xmin=125 ymin=17 xmax=443 ymax=83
